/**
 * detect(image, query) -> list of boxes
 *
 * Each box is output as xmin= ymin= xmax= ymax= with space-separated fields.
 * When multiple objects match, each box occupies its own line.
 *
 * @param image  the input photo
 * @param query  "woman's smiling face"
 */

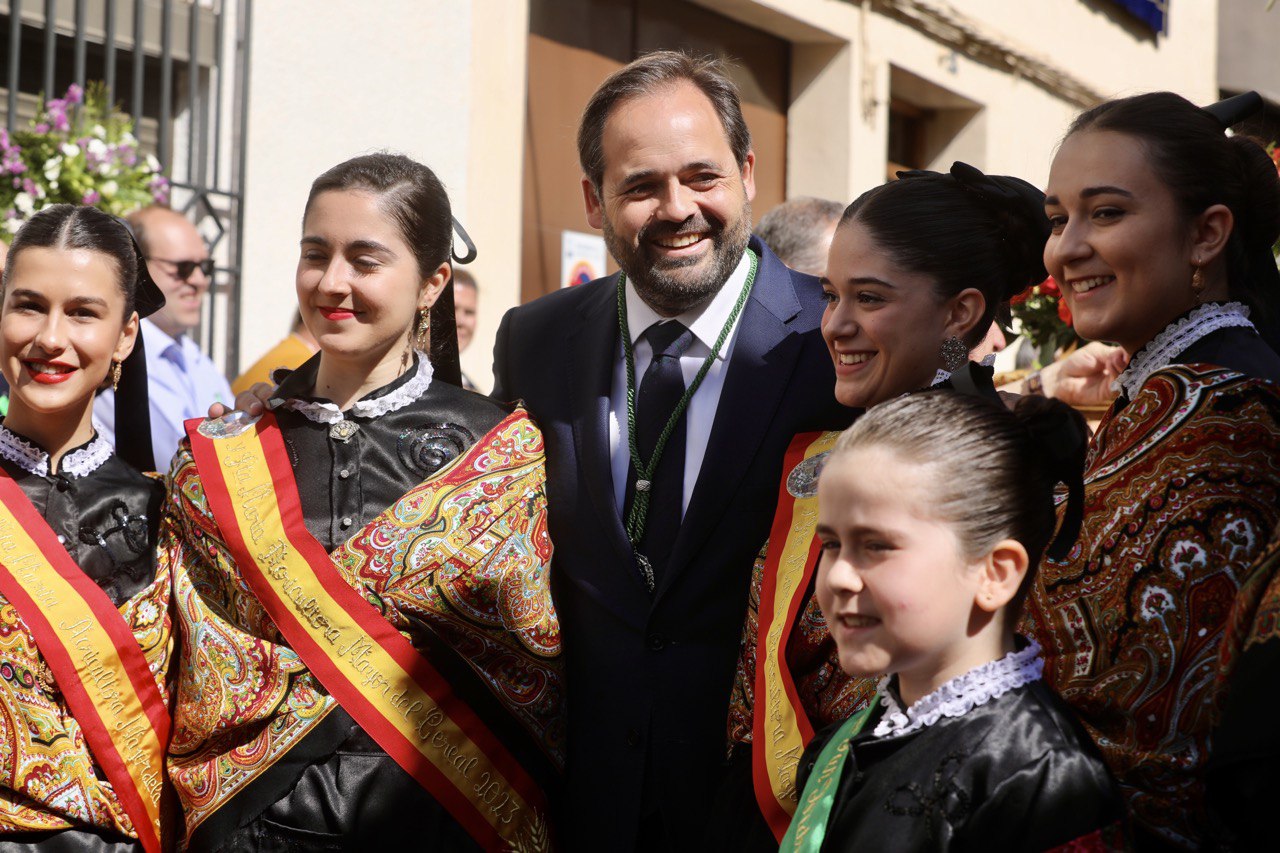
xmin=1044 ymin=130 xmax=1204 ymax=355
xmin=820 ymin=221 xmax=957 ymax=409
xmin=1 ymin=246 xmax=136 ymax=419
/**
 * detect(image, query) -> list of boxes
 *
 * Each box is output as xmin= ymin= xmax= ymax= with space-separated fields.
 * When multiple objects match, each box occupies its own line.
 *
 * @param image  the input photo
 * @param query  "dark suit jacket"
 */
xmin=492 ymin=237 xmax=854 ymax=850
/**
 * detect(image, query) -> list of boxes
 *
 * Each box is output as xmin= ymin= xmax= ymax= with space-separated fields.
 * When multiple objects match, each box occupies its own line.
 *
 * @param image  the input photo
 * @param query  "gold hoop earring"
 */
xmin=111 ymin=361 xmax=122 ymax=392
xmin=1191 ymin=264 xmax=1205 ymax=304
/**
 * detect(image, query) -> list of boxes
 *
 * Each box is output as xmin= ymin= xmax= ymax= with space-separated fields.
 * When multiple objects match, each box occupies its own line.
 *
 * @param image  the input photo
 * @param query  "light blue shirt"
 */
xmin=95 ymin=318 xmax=232 ymax=473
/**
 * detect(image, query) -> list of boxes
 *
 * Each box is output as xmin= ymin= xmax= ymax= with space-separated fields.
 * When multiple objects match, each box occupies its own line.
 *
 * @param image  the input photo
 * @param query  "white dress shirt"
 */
xmin=609 ymin=250 xmax=754 ymax=515
xmin=95 ymin=318 xmax=233 ymax=473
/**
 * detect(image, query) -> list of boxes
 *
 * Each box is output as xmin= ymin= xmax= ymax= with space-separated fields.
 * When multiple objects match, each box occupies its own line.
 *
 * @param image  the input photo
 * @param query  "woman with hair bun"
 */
xmin=712 ymin=163 xmax=1061 ymax=848
xmin=162 ymin=154 xmax=562 ymax=851
xmin=785 ymin=391 xmax=1121 ymax=852
xmin=0 ymin=205 xmax=171 ymax=851
xmin=1025 ymin=91 xmax=1280 ymax=849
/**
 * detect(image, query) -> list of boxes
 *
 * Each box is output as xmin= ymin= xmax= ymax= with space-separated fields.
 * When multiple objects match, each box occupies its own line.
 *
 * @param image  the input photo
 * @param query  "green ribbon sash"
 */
xmin=779 ymin=704 xmax=875 ymax=852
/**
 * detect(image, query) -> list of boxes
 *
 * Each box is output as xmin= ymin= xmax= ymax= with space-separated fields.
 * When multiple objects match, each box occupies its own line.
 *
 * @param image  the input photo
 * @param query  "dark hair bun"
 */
xmin=1228 ymin=136 xmax=1280 ymax=251
xmin=947 ymin=162 xmax=1051 ymax=300
xmin=1013 ymin=394 xmax=1088 ymax=559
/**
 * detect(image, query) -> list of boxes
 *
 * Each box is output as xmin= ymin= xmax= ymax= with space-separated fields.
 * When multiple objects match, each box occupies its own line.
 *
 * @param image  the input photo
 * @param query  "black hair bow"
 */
xmin=1203 ymin=91 xmax=1262 ymax=129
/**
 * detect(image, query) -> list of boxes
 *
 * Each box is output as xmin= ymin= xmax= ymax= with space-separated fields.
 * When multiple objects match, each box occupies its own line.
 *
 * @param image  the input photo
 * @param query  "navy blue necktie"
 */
xmin=626 ymin=321 xmax=694 ymax=590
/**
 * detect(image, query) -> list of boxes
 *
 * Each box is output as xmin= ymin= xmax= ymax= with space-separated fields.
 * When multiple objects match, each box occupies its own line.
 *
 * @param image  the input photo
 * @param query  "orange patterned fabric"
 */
xmin=0 ymin=562 xmax=171 ymax=836
xmin=162 ymin=411 xmax=562 ymax=842
xmin=1025 ymin=365 xmax=1280 ymax=849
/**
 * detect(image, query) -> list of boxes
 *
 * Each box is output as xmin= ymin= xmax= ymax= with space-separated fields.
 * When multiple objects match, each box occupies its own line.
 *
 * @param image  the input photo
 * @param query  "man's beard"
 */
xmin=604 ymin=205 xmax=752 ymax=316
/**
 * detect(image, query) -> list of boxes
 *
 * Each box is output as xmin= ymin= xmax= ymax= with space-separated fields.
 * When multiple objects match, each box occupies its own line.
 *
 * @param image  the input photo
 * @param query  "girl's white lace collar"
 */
xmin=871 ymin=640 xmax=1044 ymax=738
xmin=275 ymin=351 xmax=433 ymax=426
xmin=1112 ymin=302 xmax=1255 ymax=399
xmin=0 ymin=425 xmax=113 ymax=479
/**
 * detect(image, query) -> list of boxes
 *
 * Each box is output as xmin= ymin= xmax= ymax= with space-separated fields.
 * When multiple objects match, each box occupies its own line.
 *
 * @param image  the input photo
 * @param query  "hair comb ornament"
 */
xmin=1203 ymin=91 xmax=1262 ymax=130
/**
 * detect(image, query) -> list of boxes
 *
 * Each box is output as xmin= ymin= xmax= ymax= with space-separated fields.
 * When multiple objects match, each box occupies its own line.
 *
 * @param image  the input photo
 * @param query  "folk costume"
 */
xmin=162 ymin=351 xmax=562 ymax=852
xmin=0 ymin=239 xmax=172 ymax=852
xmin=784 ymin=642 xmax=1122 ymax=852
xmin=1024 ymin=303 xmax=1280 ymax=849
xmin=0 ymin=431 xmax=169 ymax=852
xmin=714 ymin=363 xmax=999 ymax=848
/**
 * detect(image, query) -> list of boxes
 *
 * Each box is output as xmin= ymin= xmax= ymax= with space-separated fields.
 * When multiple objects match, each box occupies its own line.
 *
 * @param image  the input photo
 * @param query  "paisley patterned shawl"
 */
xmin=161 ymin=409 xmax=562 ymax=841
xmin=1024 ymin=364 xmax=1280 ymax=848
xmin=0 ymin=547 xmax=172 ymax=837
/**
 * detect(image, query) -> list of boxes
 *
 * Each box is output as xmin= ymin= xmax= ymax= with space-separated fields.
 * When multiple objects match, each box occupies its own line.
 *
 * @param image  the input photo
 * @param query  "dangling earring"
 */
xmin=414 ymin=310 xmax=430 ymax=352
xmin=1191 ymin=263 xmax=1205 ymax=304
xmin=111 ymin=360 xmax=122 ymax=392
xmin=939 ymin=335 xmax=968 ymax=372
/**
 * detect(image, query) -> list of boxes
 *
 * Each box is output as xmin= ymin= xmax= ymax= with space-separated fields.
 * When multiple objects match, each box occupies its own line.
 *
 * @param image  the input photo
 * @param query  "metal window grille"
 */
xmin=1 ymin=0 xmax=252 ymax=372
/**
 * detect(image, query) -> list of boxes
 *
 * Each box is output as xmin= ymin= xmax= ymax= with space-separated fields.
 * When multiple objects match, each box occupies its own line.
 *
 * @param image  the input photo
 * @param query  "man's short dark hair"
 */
xmin=754 ymin=197 xmax=844 ymax=274
xmin=577 ymin=50 xmax=752 ymax=194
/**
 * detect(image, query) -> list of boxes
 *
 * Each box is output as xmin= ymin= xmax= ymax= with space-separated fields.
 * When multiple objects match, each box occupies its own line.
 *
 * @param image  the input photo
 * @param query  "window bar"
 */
xmin=159 ymin=0 xmax=172 ymax=165
xmin=211 ymin=0 xmax=224 ymax=187
xmin=73 ymin=0 xmax=86 ymax=92
xmin=104 ymin=0 xmax=116 ymax=105
xmin=131 ymin=0 xmax=143 ymax=119
xmin=228 ymin=0 xmax=253 ymax=371
xmin=6 ymin=0 xmax=21 ymax=132
xmin=186 ymin=0 xmax=199 ymax=183
xmin=43 ymin=0 xmax=56 ymax=99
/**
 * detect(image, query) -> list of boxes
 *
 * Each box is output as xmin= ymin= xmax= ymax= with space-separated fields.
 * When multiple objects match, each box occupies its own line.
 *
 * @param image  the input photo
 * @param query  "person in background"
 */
xmin=230 ymin=310 xmax=318 ymax=396
xmin=95 ymin=205 xmax=231 ymax=471
xmin=753 ymin=196 xmax=843 ymax=278
xmin=452 ymin=267 xmax=480 ymax=391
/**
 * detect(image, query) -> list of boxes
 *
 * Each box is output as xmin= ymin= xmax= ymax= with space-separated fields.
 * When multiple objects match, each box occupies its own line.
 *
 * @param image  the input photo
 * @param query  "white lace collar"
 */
xmin=274 ymin=351 xmax=433 ymax=425
xmin=0 ymin=424 xmax=113 ymax=479
xmin=871 ymin=641 xmax=1044 ymax=738
xmin=1112 ymin=302 xmax=1255 ymax=399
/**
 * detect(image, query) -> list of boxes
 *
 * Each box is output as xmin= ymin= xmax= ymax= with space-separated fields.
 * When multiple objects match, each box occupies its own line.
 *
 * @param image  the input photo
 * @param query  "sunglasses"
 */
xmin=147 ymin=256 xmax=215 ymax=281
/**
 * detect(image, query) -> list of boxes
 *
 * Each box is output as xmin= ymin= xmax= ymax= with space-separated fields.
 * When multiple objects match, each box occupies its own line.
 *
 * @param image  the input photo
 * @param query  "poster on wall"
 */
xmin=561 ymin=230 xmax=607 ymax=288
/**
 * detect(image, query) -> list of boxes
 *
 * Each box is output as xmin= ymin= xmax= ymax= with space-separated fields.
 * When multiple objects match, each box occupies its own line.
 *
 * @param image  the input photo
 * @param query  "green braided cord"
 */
xmin=617 ymin=250 xmax=759 ymax=545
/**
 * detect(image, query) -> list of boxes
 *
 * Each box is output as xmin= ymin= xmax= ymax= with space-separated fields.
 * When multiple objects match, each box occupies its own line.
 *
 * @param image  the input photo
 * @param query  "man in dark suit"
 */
xmin=492 ymin=51 xmax=853 ymax=850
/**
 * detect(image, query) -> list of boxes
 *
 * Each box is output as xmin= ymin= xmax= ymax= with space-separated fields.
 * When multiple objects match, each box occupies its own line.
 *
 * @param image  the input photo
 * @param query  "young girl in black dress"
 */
xmin=785 ymin=391 xmax=1121 ymax=852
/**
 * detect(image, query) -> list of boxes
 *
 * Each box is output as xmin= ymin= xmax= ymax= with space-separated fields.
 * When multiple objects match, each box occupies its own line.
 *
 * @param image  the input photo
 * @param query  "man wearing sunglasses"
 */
xmin=95 ymin=205 xmax=232 ymax=472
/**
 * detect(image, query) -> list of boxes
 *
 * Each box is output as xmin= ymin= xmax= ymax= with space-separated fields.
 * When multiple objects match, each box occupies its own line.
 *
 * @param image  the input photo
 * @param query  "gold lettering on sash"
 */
xmin=215 ymin=434 xmax=529 ymax=829
xmin=0 ymin=511 xmax=164 ymax=805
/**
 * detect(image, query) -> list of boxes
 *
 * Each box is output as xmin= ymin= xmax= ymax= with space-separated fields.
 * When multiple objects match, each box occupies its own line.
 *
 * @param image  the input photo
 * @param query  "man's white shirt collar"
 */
xmin=622 ymin=249 xmax=753 ymax=358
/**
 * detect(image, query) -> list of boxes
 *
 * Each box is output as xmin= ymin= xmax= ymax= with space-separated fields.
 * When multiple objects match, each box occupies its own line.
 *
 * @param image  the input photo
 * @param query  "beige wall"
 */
xmin=698 ymin=0 xmax=1216 ymax=200
xmin=235 ymin=0 xmax=1216 ymax=390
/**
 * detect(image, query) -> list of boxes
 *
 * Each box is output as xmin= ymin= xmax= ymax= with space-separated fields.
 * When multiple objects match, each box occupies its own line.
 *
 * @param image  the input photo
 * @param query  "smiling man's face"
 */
xmin=583 ymin=81 xmax=755 ymax=317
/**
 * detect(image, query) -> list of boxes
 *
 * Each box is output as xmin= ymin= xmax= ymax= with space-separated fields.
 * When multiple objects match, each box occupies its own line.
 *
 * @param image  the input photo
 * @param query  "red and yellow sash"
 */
xmin=188 ymin=413 xmax=550 ymax=852
xmin=0 ymin=473 xmax=168 ymax=852
xmin=752 ymin=431 xmax=839 ymax=841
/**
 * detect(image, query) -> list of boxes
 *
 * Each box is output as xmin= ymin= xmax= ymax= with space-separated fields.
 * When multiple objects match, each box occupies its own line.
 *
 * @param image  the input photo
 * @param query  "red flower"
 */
xmin=1040 ymin=275 xmax=1061 ymax=298
xmin=1058 ymin=298 xmax=1073 ymax=325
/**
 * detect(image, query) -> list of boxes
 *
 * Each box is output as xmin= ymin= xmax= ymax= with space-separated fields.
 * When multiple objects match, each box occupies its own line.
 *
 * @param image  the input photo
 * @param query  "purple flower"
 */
xmin=81 ymin=189 xmax=100 ymax=205
xmin=22 ymin=178 xmax=37 ymax=195
xmin=65 ymin=84 xmax=83 ymax=105
xmin=34 ymin=123 xmax=50 ymax=134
